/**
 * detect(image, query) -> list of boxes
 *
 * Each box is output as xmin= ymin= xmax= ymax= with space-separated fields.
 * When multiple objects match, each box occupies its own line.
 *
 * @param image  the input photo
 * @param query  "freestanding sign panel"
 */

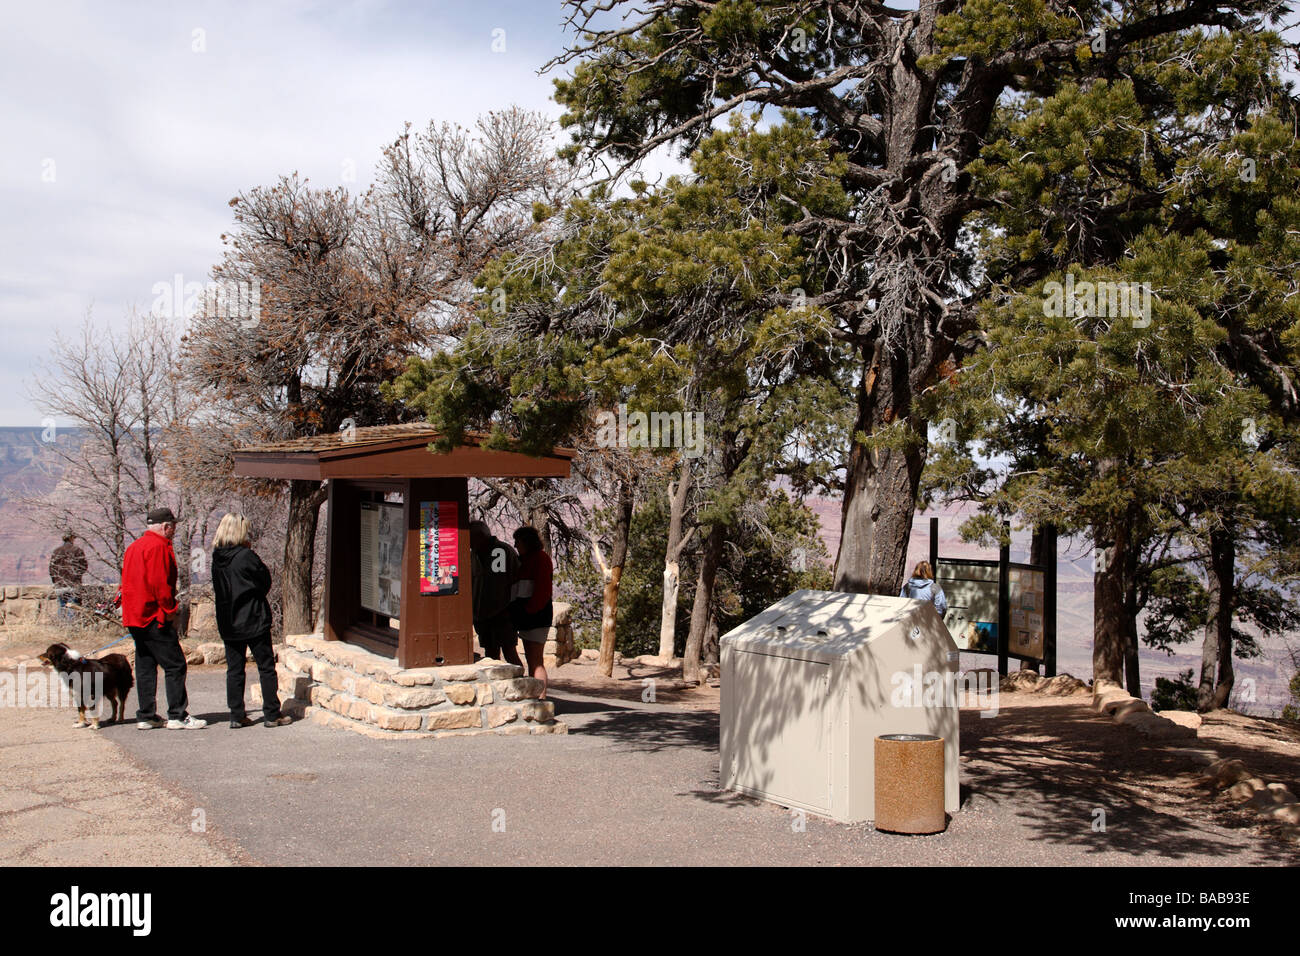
xmin=419 ymin=500 xmax=460 ymax=596
xmin=1007 ymin=566 xmax=1045 ymax=658
xmin=927 ymin=517 xmax=1057 ymax=676
xmin=935 ymin=561 xmax=999 ymax=652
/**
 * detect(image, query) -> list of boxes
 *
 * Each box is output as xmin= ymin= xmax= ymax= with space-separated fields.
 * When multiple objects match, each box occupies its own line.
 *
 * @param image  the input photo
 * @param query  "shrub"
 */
xmin=1151 ymin=668 xmax=1197 ymax=712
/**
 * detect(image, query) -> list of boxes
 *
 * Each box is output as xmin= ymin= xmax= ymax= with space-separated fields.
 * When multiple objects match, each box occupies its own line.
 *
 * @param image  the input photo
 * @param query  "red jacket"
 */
xmin=120 ymin=530 xmax=178 ymax=628
xmin=508 ymin=549 xmax=553 ymax=631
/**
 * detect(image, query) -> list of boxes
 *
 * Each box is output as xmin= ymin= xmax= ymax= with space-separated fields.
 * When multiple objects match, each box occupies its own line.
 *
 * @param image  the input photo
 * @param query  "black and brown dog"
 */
xmin=37 ymin=643 xmax=134 ymax=730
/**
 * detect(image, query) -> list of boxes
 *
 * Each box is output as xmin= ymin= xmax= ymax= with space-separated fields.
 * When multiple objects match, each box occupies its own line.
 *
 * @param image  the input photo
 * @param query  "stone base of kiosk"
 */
xmin=541 ymin=603 xmax=579 ymax=672
xmin=251 ymin=633 xmax=567 ymax=739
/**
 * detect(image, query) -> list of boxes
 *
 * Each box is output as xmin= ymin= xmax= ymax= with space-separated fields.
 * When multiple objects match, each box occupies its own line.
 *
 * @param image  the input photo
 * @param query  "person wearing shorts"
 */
xmin=509 ymin=525 xmax=553 ymax=699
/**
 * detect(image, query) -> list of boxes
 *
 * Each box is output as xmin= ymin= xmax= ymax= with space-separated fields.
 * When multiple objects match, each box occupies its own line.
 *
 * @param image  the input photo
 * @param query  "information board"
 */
xmin=1007 ymin=565 xmax=1045 ymax=658
xmin=359 ymin=501 xmax=404 ymax=618
xmin=935 ymin=561 xmax=999 ymax=652
xmin=927 ymin=516 xmax=1056 ymax=674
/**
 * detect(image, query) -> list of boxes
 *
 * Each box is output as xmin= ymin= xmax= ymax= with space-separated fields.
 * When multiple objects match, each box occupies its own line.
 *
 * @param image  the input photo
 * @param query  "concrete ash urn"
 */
xmin=874 ymin=733 xmax=947 ymax=834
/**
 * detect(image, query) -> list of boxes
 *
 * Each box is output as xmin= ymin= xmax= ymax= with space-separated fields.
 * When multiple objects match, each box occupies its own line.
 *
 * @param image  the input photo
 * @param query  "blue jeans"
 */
xmin=56 ymin=588 xmax=77 ymax=622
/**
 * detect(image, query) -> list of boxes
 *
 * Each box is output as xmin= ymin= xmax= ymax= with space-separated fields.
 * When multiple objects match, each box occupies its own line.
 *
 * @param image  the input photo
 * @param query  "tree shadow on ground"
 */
xmin=563 ymin=701 xmax=718 ymax=754
xmin=962 ymin=701 xmax=1300 ymax=863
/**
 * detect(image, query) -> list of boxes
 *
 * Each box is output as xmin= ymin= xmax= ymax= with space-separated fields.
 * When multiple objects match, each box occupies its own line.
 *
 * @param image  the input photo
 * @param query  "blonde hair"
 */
xmin=213 ymin=513 xmax=252 ymax=549
xmin=913 ymin=561 xmax=934 ymax=580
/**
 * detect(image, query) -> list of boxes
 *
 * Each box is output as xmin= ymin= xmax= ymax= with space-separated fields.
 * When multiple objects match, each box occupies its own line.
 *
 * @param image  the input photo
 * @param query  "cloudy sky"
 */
xmin=0 ymin=0 xmax=658 ymax=426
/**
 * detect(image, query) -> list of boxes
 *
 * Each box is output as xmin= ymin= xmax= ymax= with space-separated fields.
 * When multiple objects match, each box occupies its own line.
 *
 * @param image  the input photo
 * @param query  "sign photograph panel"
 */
xmin=1007 ymin=564 xmax=1045 ymax=658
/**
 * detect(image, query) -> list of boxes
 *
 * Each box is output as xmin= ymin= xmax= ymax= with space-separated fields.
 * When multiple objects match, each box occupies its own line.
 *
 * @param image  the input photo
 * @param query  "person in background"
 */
xmin=469 ymin=520 xmax=521 ymax=667
xmin=509 ymin=525 xmax=552 ymax=699
xmin=49 ymin=532 xmax=88 ymax=622
xmin=211 ymin=513 xmax=289 ymax=728
xmin=900 ymin=560 xmax=949 ymax=617
xmin=121 ymin=507 xmax=206 ymax=729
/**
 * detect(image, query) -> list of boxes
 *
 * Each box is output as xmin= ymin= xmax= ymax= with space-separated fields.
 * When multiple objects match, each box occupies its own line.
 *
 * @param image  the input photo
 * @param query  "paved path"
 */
xmin=0 ymin=688 xmax=247 ymax=866
xmin=44 ymin=669 xmax=1292 ymax=867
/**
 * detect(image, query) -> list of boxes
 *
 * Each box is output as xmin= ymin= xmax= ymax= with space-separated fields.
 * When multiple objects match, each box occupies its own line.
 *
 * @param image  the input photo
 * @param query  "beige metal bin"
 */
xmin=720 ymin=589 xmax=960 ymax=824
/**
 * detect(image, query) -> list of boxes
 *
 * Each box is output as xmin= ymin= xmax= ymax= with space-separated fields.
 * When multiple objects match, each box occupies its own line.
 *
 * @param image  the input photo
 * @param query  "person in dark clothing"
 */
xmin=469 ymin=520 xmax=521 ymax=666
xmin=120 ymin=507 xmax=205 ymax=729
xmin=49 ymin=533 xmax=88 ymax=622
xmin=210 ymin=513 xmax=288 ymax=728
xmin=509 ymin=525 xmax=553 ymax=699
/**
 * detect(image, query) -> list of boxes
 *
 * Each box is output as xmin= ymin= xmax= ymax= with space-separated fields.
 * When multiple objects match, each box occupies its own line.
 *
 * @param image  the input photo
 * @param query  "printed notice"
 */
xmin=360 ymin=501 xmax=403 ymax=618
xmin=419 ymin=500 xmax=459 ymax=596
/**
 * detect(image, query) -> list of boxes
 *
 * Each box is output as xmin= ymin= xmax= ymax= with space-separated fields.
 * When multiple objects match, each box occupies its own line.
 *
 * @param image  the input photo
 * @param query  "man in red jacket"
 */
xmin=121 ymin=508 xmax=205 ymax=729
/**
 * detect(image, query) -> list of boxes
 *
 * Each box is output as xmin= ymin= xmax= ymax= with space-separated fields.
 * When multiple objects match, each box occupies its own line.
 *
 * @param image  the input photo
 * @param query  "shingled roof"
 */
xmin=238 ymin=422 xmax=456 ymax=454
xmin=232 ymin=423 xmax=575 ymax=481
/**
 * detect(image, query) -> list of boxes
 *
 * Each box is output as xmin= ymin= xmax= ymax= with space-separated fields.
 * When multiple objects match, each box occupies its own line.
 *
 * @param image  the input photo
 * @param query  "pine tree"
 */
xmin=927 ymin=99 xmax=1300 ymax=690
xmin=390 ymin=115 xmax=853 ymax=681
xmin=546 ymin=0 xmax=1289 ymax=597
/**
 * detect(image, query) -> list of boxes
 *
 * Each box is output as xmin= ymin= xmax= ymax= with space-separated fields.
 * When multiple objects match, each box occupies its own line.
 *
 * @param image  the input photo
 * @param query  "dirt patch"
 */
xmin=963 ymin=693 xmax=1300 ymax=857
xmin=549 ymin=656 xmax=720 ymax=711
xmin=1197 ymin=710 xmax=1300 ymax=795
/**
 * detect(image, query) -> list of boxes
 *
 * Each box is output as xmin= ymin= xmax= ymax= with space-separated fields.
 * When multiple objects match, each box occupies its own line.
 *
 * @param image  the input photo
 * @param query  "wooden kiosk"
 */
xmin=232 ymin=423 xmax=574 ymax=669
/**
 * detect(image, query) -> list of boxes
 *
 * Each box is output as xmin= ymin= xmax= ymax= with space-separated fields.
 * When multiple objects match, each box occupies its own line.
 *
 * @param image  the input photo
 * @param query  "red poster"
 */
xmin=419 ymin=500 xmax=459 ymax=595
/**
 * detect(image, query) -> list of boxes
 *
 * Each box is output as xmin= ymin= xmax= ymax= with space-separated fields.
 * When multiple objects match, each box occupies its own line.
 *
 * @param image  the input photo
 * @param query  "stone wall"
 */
xmin=1092 ymin=679 xmax=1197 ymax=740
xmin=0 ymin=585 xmax=58 ymax=626
xmin=253 ymin=633 xmax=568 ymax=739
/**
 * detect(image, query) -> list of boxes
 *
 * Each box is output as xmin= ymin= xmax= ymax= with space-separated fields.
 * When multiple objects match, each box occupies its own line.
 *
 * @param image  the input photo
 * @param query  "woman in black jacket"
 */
xmin=211 ymin=513 xmax=289 ymax=728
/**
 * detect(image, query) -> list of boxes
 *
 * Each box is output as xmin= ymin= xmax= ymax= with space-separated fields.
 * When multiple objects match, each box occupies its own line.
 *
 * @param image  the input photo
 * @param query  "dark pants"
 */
xmin=475 ymin=613 xmax=516 ymax=659
xmin=223 ymin=634 xmax=280 ymax=720
xmin=129 ymin=621 xmax=189 ymax=721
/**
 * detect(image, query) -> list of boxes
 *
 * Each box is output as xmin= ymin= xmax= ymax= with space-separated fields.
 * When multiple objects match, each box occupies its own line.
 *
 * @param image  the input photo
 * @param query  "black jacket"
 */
xmin=211 ymin=545 xmax=273 ymax=641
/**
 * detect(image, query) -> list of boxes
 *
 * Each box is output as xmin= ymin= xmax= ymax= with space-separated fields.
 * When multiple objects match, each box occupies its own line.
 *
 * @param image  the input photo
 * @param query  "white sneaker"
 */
xmin=136 ymin=717 xmax=165 ymax=729
xmin=166 ymin=716 xmax=207 ymax=729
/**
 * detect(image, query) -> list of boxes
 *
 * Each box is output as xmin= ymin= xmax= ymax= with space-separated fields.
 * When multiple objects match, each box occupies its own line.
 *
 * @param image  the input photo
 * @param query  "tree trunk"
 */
xmin=1021 ymin=525 xmax=1053 ymax=675
xmin=1092 ymin=526 xmax=1127 ymax=686
xmin=1198 ymin=527 xmax=1236 ymax=711
xmin=282 ymin=479 xmax=324 ymax=636
xmin=1214 ymin=628 xmax=1236 ymax=710
xmin=596 ymin=477 xmax=635 ymax=678
xmin=110 ymin=442 xmax=126 ymax=570
xmin=1122 ymin=538 xmax=1141 ymax=697
xmin=596 ymin=564 xmax=621 ymax=677
xmin=657 ymin=459 xmax=693 ymax=661
xmin=683 ymin=522 xmax=724 ymax=684
xmin=833 ymin=338 xmax=925 ymax=595
xmin=702 ymin=612 xmax=720 ymax=665
xmin=175 ymin=537 xmax=193 ymax=639
xmin=1122 ymin=598 xmax=1142 ymax=698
